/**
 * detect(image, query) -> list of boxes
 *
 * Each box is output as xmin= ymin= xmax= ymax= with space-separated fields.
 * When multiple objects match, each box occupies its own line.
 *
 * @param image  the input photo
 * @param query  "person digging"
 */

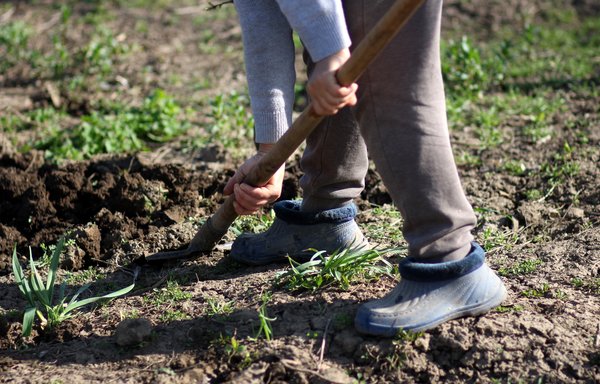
xmin=220 ymin=0 xmax=507 ymax=336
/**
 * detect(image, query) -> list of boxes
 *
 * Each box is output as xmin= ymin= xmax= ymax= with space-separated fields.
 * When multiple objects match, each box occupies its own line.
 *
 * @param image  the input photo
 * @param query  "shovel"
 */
xmin=146 ymin=0 xmax=426 ymax=263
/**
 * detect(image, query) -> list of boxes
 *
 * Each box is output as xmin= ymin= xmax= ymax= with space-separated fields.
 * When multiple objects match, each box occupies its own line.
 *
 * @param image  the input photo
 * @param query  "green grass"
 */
xmin=495 ymin=305 xmax=524 ymax=313
xmin=538 ymin=142 xmax=580 ymax=199
xmin=159 ymin=309 xmax=190 ymax=322
xmin=276 ymin=247 xmax=398 ymax=292
xmin=228 ymin=209 xmax=275 ymax=237
xmin=521 ymin=283 xmax=550 ymax=298
xmin=0 ymin=21 xmax=33 ymax=71
xmin=145 ymin=279 xmax=192 ymax=306
xmin=498 ymin=259 xmax=542 ymax=277
xmin=502 ymin=160 xmax=527 ymax=176
xmin=570 ymin=277 xmax=600 ymax=295
xmin=0 ymin=8 xmax=131 ymax=80
xmin=206 ymin=91 xmax=254 ymax=148
xmin=443 ymin=13 xmax=598 ymax=159
xmin=34 ymin=89 xmax=190 ymax=161
xmin=477 ymin=224 xmax=520 ymax=253
xmin=65 ymin=267 xmax=106 ymax=285
xmin=204 ymin=296 xmax=235 ymax=316
xmin=441 ymin=35 xmax=505 ymax=99
xmin=183 ymin=91 xmax=255 ymax=156
xmin=359 ymin=205 xmax=404 ymax=245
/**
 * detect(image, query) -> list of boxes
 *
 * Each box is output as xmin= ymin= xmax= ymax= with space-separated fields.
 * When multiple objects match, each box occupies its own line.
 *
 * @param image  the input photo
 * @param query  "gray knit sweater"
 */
xmin=234 ymin=0 xmax=351 ymax=143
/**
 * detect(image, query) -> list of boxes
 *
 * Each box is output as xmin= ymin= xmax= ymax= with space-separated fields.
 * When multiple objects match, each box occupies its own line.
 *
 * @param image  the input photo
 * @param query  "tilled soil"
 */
xmin=1 ymin=1 xmax=599 ymax=383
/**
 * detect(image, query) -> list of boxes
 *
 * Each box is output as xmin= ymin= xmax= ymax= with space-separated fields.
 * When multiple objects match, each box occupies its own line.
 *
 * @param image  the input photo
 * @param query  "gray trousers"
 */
xmin=300 ymin=0 xmax=476 ymax=261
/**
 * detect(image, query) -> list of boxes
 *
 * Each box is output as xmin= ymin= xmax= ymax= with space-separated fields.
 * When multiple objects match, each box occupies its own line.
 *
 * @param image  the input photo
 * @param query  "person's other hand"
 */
xmin=223 ymin=143 xmax=285 ymax=215
xmin=307 ymin=48 xmax=358 ymax=116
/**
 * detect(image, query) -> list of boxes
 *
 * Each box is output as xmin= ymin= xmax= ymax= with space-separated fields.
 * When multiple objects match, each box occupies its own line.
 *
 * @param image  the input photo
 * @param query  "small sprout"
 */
xmin=253 ymin=292 xmax=276 ymax=341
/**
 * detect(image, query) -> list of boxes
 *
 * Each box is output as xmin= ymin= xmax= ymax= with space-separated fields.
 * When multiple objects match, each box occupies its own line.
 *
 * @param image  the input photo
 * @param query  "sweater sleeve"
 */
xmin=235 ymin=0 xmax=351 ymax=143
xmin=235 ymin=0 xmax=296 ymax=143
xmin=275 ymin=0 xmax=351 ymax=62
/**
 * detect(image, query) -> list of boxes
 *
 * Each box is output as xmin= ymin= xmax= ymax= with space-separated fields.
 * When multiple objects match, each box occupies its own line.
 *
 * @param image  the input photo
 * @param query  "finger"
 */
xmin=340 ymin=92 xmax=357 ymax=107
xmin=224 ymin=171 xmax=243 ymax=195
xmin=313 ymin=102 xmax=339 ymax=116
xmin=336 ymin=85 xmax=356 ymax=98
xmin=239 ymin=183 xmax=278 ymax=201
xmin=235 ymin=184 xmax=270 ymax=210
xmin=233 ymin=200 xmax=257 ymax=216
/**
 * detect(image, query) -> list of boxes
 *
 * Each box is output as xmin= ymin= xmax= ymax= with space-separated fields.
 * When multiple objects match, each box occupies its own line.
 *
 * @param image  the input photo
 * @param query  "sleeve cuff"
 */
xmin=253 ymin=110 xmax=290 ymax=143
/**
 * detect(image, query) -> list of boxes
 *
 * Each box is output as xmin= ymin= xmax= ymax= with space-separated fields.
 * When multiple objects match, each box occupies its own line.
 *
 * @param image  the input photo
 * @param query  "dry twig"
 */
xmin=317 ymin=318 xmax=332 ymax=371
xmin=280 ymin=359 xmax=348 ymax=384
xmin=0 ymin=7 xmax=14 ymax=24
xmin=207 ymin=1 xmax=234 ymax=11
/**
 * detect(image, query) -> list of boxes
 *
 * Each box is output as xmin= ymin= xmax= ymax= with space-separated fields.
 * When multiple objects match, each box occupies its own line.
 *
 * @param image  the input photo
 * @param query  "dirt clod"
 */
xmin=114 ymin=318 xmax=153 ymax=347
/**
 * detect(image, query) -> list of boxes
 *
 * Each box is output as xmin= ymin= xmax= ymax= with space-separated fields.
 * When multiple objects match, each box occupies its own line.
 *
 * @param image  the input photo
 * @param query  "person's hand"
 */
xmin=223 ymin=143 xmax=285 ymax=215
xmin=307 ymin=48 xmax=358 ymax=116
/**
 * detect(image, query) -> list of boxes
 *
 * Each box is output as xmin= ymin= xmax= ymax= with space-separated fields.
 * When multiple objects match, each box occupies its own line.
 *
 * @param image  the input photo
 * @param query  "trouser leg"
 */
xmin=299 ymin=104 xmax=369 ymax=212
xmin=344 ymin=0 xmax=477 ymax=261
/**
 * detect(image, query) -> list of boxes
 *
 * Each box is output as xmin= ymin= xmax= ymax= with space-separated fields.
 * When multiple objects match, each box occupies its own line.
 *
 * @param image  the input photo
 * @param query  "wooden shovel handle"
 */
xmin=187 ymin=0 xmax=426 ymax=252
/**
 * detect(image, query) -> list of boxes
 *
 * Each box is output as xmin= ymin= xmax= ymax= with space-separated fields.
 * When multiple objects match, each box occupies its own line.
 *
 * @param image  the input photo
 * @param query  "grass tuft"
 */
xmin=277 ymin=247 xmax=398 ymax=292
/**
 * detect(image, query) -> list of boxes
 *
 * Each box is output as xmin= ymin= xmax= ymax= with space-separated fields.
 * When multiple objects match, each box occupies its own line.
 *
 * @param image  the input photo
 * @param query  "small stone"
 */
xmin=566 ymin=207 xmax=585 ymax=219
xmin=114 ymin=318 xmax=153 ymax=346
xmin=319 ymin=366 xmax=354 ymax=384
xmin=332 ymin=329 xmax=363 ymax=356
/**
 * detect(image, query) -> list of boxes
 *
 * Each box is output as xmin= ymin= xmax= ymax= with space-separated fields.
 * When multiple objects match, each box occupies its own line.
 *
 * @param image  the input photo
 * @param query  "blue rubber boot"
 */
xmin=230 ymin=200 xmax=367 ymax=266
xmin=354 ymin=242 xmax=507 ymax=336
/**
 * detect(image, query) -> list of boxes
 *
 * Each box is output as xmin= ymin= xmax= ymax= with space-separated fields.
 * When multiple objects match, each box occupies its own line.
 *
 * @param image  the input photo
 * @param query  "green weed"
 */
xmin=502 ymin=160 xmax=527 ymax=176
xmin=253 ymin=292 xmax=276 ymax=341
xmin=65 ymin=267 xmax=106 ymax=285
xmin=455 ymin=151 xmax=482 ymax=167
xmin=570 ymin=277 xmax=584 ymax=288
xmin=0 ymin=21 xmax=33 ymax=71
xmin=395 ymin=329 xmax=424 ymax=343
xmin=119 ymin=309 xmax=141 ymax=320
xmin=277 ymin=247 xmax=398 ymax=292
xmin=12 ymin=238 xmax=135 ymax=337
xmin=498 ymin=259 xmax=542 ymax=277
xmin=441 ymin=36 xmax=505 ymax=98
xmin=229 ymin=210 xmax=275 ymax=236
xmin=159 ymin=309 xmax=190 ymax=322
xmin=205 ymin=296 xmax=235 ymax=316
xmin=538 ymin=142 xmax=580 ymax=199
xmin=35 ymin=90 xmax=189 ymax=160
xmin=80 ymin=27 xmax=130 ymax=76
xmin=473 ymin=106 xmax=503 ymax=148
xmin=500 ymin=19 xmax=600 ymax=84
xmin=525 ymin=189 xmax=543 ymax=201
xmin=206 ymin=91 xmax=254 ymax=148
xmin=146 ymin=279 xmax=192 ymax=306
xmin=495 ymin=305 xmax=524 ymax=313
xmin=223 ymin=335 xmax=252 ymax=367
xmin=478 ymin=225 xmax=520 ymax=253
xmin=359 ymin=205 xmax=404 ymax=245
xmin=570 ymin=277 xmax=600 ymax=295
xmin=521 ymin=283 xmax=550 ymax=298
xmin=384 ymin=330 xmax=425 ymax=371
